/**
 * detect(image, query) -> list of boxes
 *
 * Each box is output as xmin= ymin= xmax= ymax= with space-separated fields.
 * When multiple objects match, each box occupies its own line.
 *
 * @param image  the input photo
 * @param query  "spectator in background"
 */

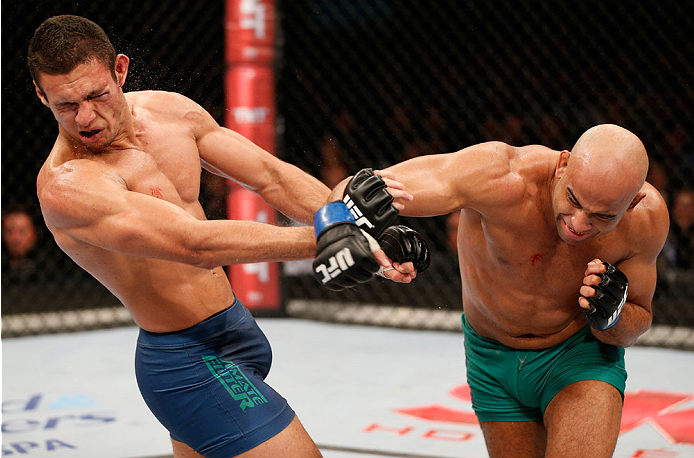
xmin=1 ymin=208 xmax=41 ymax=284
xmin=537 ymin=112 xmax=566 ymax=148
xmin=422 ymin=105 xmax=447 ymax=152
xmin=667 ymin=188 xmax=694 ymax=269
xmin=402 ymin=138 xmax=433 ymax=161
xmin=501 ymin=113 xmax=530 ymax=146
xmin=662 ymin=120 xmax=688 ymax=161
xmin=661 ymin=119 xmax=694 ymax=185
xmin=318 ymin=131 xmax=349 ymax=188
xmin=318 ymin=109 xmax=368 ymax=187
xmin=646 ymin=159 xmax=671 ymax=206
xmin=658 ymin=187 xmax=694 ymax=302
xmin=199 ymin=170 xmax=228 ymax=220
xmin=446 ymin=211 xmax=460 ymax=253
xmin=481 ymin=112 xmax=530 ymax=146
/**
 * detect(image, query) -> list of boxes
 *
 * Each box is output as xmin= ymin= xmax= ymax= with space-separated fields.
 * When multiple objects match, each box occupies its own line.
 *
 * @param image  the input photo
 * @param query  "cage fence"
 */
xmin=2 ymin=0 xmax=693 ymax=349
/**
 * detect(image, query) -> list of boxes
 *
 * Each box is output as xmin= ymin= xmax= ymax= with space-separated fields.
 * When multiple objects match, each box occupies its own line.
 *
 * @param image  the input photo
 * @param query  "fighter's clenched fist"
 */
xmin=579 ymin=259 xmax=629 ymax=331
xmin=312 ymin=202 xmax=381 ymax=291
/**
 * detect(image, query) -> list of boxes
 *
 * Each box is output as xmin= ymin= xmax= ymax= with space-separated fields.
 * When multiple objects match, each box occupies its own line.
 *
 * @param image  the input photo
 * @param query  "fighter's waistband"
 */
xmin=138 ymin=299 xmax=245 ymax=347
xmin=461 ymin=312 xmax=591 ymax=351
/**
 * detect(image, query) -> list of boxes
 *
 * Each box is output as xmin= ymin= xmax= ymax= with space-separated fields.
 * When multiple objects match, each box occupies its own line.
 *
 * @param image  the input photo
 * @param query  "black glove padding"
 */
xmin=343 ymin=168 xmax=399 ymax=238
xmin=583 ymin=262 xmax=629 ymax=330
xmin=377 ymin=225 xmax=431 ymax=274
xmin=313 ymin=222 xmax=381 ymax=291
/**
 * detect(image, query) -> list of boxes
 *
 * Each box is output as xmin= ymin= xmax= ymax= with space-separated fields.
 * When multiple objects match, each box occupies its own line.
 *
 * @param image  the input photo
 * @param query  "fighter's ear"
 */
xmin=34 ymin=81 xmax=49 ymax=107
xmin=114 ymin=54 xmax=130 ymax=88
xmin=627 ymin=191 xmax=646 ymax=211
xmin=554 ymin=150 xmax=570 ymax=180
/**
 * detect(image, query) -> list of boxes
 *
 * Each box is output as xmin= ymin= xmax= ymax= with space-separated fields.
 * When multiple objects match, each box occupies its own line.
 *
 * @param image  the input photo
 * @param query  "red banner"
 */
xmin=225 ymin=0 xmax=280 ymax=311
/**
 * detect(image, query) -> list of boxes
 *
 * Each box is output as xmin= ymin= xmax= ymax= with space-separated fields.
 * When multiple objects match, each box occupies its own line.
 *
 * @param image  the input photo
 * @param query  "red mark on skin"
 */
xmin=150 ymin=187 xmax=163 ymax=199
xmin=530 ymin=254 xmax=542 ymax=266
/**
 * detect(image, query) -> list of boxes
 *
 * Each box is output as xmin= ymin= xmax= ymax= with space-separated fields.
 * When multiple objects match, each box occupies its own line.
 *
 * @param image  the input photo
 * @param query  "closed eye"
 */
xmin=56 ymin=102 xmax=78 ymax=111
xmin=567 ymin=187 xmax=616 ymax=220
xmin=567 ymin=188 xmax=580 ymax=207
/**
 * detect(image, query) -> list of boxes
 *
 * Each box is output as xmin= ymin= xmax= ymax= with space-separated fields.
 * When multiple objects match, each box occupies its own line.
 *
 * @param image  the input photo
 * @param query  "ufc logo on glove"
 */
xmin=343 ymin=194 xmax=375 ymax=231
xmin=314 ymin=247 xmax=355 ymax=284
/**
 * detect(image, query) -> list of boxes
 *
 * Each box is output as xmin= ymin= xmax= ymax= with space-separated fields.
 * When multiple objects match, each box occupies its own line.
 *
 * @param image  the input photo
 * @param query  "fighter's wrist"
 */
xmin=313 ymin=201 xmax=355 ymax=239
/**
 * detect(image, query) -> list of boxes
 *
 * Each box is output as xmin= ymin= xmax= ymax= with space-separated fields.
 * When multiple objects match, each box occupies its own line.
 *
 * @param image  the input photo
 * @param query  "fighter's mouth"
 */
xmin=567 ymin=225 xmax=586 ymax=236
xmin=80 ymin=129 xmax=101 ymax=138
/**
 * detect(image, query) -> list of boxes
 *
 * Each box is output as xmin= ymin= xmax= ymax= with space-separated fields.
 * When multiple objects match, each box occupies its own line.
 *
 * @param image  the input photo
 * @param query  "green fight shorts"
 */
xmin=462 ymin=313 xmax=627 ymax=422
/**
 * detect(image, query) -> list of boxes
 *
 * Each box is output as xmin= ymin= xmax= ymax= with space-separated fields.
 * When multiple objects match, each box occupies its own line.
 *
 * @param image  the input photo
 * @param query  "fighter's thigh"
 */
xmin=171 ymin=416 xmax=321 ymax=458
xmin=543 ymin=380 xmax=622 ymax=458
xmin=236 ymin=416 xmax=322 ymax=458
xmin=171 ymin=438 xmax=204 ymax=458
xmin=479 ymin=420 xmax=546 ymax=458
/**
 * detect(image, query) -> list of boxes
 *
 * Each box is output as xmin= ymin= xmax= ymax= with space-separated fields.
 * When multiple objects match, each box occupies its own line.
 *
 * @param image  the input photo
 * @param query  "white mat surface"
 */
xmin=3 ymin=319 xmax=694 ymax=457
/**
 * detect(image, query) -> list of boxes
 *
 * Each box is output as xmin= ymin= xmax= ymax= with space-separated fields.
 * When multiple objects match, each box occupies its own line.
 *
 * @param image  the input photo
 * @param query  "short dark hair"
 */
xmin=27 ymin=15 xmax=116 ymax=86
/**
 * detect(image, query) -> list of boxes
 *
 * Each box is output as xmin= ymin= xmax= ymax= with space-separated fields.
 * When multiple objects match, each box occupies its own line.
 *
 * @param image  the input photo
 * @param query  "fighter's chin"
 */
xmin=75 ymin=131 xmax=114 ymax=150
xmin=559 ymin=234 xmax=584 ymax=245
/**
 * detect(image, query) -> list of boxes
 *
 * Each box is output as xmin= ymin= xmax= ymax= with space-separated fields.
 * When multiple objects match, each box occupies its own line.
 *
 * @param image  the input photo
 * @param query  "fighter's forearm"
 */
xmin=590 ymin=302 xmax=652 ymax=347
xmin=185 ymin=220 xmax=316 ymax=269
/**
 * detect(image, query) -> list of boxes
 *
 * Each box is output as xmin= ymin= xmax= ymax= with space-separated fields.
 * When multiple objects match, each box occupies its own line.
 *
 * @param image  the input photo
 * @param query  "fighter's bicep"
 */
xmin=616 ymin=198 xmax=670 ymax=311
xmin=384 ymin=154 xmax=465 ymax=216
xmin=615 ymin=256 xmax=657 ymax=313
xmin=74 ymin=196 xmax=200 ymax=261
xmin=389 ymin=143 xmax=518 ymax=216
xmin=197 ymin=126 xmax=277 ymax=190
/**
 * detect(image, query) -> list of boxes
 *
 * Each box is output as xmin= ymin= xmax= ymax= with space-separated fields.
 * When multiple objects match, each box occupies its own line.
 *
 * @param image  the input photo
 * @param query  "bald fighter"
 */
xmin=28 ymin=15 xmax=416 ymax=458
xmin=332 ymin=124 xmax=669 ymax=457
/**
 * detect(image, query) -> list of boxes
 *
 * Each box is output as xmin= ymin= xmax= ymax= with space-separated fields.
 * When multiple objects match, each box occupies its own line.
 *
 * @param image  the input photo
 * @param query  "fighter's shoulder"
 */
xmin=459 ymin=141 xmax=550 ymax=169
xmin=630 ymin=182 xmax=669 ymax=224
xmin=622 ymin=182 xmax=670 ymax=252
xmin=451 ymin=141 xmax=517 ymax=176
xmin=459 ymin=140 xmax=515 ymax=159
xmin=448 ymin=142 xmax=529 ymax=205
xmin=465 ymin=142 xmax=555 ymax=187
xmin=126 ymin=90 xmax=205 ymax=119
xmin=510 ymin=144 xmax=556 ymax=169
xmin=38 ymin=157 xmax=124 ymax=209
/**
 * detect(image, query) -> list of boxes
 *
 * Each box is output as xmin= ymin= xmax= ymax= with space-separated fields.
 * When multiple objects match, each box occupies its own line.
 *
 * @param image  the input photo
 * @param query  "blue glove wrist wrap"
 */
xmin=313 ymin=202 xmax=355 ymax=239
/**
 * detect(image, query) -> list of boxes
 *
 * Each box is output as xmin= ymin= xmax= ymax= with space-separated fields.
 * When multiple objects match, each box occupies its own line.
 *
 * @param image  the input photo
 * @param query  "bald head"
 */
xmin=568 ymin=124 xmax=648 ymax=204
xmin=551 ymin=125 xmax=650 ymax=243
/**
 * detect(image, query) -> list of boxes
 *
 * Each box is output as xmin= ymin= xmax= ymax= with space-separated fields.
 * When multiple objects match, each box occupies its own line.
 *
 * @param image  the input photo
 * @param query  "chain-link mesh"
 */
xmin=2 ymin=1 xmax=693 ymax=348
xmin=276 ymin=0 xmax=694 ymax=349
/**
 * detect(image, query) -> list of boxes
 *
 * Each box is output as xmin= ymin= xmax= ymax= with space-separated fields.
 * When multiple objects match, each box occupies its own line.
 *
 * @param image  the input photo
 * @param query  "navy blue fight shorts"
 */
xmin=135 ymin=299 xmax=295 ymax=457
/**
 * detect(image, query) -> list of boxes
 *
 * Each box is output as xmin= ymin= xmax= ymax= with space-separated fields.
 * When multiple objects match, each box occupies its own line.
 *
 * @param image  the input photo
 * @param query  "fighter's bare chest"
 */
xmin=108 ymin=127 xmax=202 ymax=205
xmin=480 ymin=217 xmax=607 ymax=290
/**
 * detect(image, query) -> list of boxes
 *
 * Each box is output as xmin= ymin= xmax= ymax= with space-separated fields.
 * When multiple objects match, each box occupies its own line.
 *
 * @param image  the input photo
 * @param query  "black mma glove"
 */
xmin=378 ymin=225 xmax=431 ymax=274
xmin=343 ymin=168 xmax=399 ymax=238
xmin=313 ymin=202 xmax=381 ymax=291
xmin=583 ymin=261 xmax=628 ymax=331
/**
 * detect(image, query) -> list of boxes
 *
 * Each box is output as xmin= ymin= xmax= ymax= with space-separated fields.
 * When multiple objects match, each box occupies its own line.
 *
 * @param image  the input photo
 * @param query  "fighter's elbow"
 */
xmin=599 ymin=323 xmax=651 ymax=348
xmin=613 ymin=335 xmax=640 ymax=348
xmin=169 ymin=221 xmax=222 ymax=269
xmin=182 ymin=248 xmax=221 ymax=270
